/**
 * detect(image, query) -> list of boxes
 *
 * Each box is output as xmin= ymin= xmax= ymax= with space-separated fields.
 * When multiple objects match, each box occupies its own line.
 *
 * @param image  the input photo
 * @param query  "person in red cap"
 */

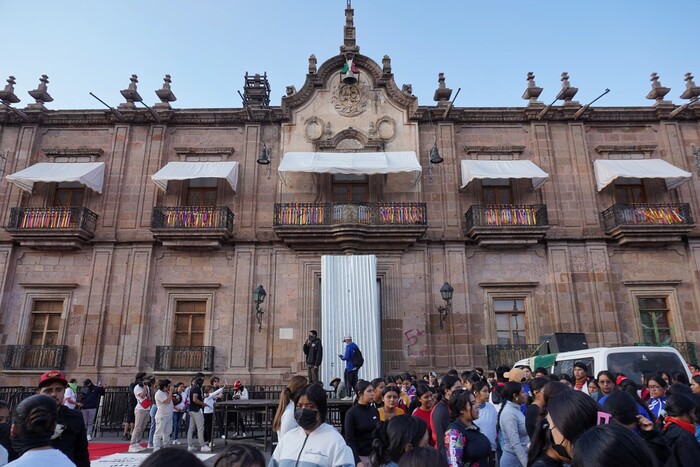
xmin=230 ymin=380 xmax=249 ymax=437
xmin=37 ymin=370 xmax=90 ymax=467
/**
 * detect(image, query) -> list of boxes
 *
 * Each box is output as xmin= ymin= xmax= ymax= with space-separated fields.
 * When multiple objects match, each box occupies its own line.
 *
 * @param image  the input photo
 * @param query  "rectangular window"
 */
xmin=29 ymin=300 xmax=64 ymax=345
xmin=482 ymin=179 xmax=513 ymax=205
xmin=494 ymin=299 xmax=526 ymax=345
xmin=332 ymin=174 xmax=368 ymax=202
xmin=173 ymin=300 xmax=206 ymax=346
xmin=638 ymin=297 xmax=671 ymax=344
xmin=52 ymin=182 xmax=85 ymax=207
xmin=186 ymin=178 xmax=217 ymax=206
xmin=615 ymin=178 xmax=646 ymax=204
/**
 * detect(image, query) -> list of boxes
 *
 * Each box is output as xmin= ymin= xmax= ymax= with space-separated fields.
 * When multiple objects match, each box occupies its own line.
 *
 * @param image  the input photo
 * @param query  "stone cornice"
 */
xmin=478 ymin=281 xmax=540 ymax=288
xmin=464 ymin=145 xmax=526 ymax=155
xmin=173 ymin=147 xmax=235 ymax=156
xmin=594 ymin=145 xmax=657 ymax=154
xmin=43 ymin=147 xmax=104 ymax=158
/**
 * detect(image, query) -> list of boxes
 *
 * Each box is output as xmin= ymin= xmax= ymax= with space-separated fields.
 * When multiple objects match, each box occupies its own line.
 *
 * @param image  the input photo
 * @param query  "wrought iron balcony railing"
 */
xmin=602 ymin=203 xmax=694 ymax=230
xmin=7 ymin=207 xmax=98 ymax=233
xmin=486 ymin=344 xmax=542 ymax=369
xmin=4 ymin=345 xmax=68 ymax=370
xmin=466 ymin=204 xmax=548 ymax=230
xmin=154 ymin=346 xmax=215 ymax=372
xmin=151 ymin=206 xmax=234 ymax=231
xmin=273 ymin=202 xmax=427 ymax=226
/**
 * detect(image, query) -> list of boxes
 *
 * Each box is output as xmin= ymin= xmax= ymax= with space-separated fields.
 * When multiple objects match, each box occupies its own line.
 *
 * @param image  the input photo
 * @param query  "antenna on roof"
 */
xmin=90 ymin=92 xmax=124 ymax=121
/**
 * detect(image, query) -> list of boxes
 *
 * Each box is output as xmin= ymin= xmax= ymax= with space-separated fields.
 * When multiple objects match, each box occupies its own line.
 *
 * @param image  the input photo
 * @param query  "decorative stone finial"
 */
xmin=0 ymin=76 xmax=20 ymax=104
xmin=433 ymin=73 xmax=453 ymax=103
xmin=645 ymin=72 xmax=671 ymax=105
xmin=680 ymin=72 xmax=700 ymax=101
xmin=340 ymin=0 xmax=359 ymax=54
xmin=382 ymin=55 xmax=392 ymax=74
xmin=522 ymin=72 xmax=543 ymax=105
xmin=154 ymin=74 xmax=177 ymax=109
xmin=401 ymin=84 xmax=413 ymax=95
xmin=308 ymin=55 xmax=317 ymax=74
xmin=26 ymin=74 xmax=54 ymax=110
xmin=119 ymin=74 xmax=143 ymax=109
xmin=286 ymin=85 xmax=297 ymax=97
xmin=556 ymin=72 xmax=579 ymax=104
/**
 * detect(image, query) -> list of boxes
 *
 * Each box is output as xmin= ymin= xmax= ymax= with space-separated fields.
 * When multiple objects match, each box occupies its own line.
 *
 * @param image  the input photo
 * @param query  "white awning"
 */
xmin=593 ymin=159 xmax=691 ymax=191
xmin=277 ymin=152 xmax=422 ymax=184
xmin=151 ymin=161 xmax=239 ymax=192
xmin=5 ymin=162 xmax=106 ymax=193
xmin=460 ymin=160 xmax=549 ymax=189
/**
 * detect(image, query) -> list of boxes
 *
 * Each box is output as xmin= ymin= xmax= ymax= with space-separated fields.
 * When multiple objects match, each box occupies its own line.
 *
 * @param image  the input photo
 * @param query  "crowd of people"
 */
xmin=1 ymin=339 xmax=700 ymax=466
xmin=269 ymin=335 xmax=700 ymax=467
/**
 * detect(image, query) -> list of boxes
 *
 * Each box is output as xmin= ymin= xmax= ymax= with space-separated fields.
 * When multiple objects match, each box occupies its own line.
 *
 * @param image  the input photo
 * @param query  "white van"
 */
xmin=514 ymin=346 xmax=693 ymax=384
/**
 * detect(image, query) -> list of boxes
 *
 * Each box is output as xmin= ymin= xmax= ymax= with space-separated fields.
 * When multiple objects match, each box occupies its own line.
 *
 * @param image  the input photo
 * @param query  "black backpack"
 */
xmin=351 ymin=346 xmax=364 ymax=369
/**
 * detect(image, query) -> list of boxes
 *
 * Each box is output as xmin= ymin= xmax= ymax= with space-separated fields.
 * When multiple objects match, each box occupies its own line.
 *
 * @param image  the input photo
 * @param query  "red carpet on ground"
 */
xmin=88 ymin=442 xmax=133 ymax=460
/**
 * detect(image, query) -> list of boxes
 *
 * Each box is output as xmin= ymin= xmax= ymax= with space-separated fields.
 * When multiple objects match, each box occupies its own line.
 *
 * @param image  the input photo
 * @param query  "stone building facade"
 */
xmin=1 ymin=4 xmax=699 ymax=386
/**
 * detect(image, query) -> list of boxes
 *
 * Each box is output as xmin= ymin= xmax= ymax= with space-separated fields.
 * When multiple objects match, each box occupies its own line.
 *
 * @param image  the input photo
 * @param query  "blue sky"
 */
xmin=2 ymin=0 xmax=696 ymax=110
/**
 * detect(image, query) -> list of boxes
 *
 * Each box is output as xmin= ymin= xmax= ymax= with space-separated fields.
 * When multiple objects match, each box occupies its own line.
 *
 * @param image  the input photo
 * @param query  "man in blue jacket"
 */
xmin=338 ymin=335 xmax=359 ymax=399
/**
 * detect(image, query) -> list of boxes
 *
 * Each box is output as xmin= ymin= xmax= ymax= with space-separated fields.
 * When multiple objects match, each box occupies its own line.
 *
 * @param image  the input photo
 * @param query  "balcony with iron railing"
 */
xmin=5 ymin=207 xmax=98 ymax=250
xmin=601 ymin=203 xmax=695 ymax=245
xmin=486 ymin=344 xmax=542 ymax=369
xmin=154 ymin=346 xmax=215 ymax=372
xmin=3 ymin=345 xmax=68 ymax=371
xmin=150 ymin=206 xmax=234 ymax=249
xmin=273 ymin=202 xmax=428 ymax=252
xmin=465 ymin=204 xmax=549 ymax=247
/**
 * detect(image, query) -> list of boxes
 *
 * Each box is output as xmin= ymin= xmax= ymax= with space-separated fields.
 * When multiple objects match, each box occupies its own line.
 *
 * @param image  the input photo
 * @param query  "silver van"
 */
xmin=514 ymin=346 xmax=692 ymax=384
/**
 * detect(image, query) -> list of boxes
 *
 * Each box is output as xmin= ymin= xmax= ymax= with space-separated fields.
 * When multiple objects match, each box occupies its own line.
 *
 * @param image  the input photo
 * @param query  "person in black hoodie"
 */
xmin=302 ymin=330 xmax=323 ymax=384
xmin=37 ymin=370 xmax=90 ymax=467
xmin=661 ymin=393 xmax=700 ymax=467
xmin=344 ymin=379 xmax=379 ymax=466
xmin=80 ymin=378 xmax=105 ymax=441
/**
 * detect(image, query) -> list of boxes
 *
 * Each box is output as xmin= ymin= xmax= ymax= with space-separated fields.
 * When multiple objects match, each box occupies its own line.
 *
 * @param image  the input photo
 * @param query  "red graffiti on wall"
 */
xmin=404 ymin=329 xmax=426 ymax=357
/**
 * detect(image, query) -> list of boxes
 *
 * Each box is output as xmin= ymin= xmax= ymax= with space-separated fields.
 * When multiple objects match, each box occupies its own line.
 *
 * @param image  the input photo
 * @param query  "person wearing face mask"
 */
xmin=270 ymin=383 xmax=354 ymax=467
xmin=303 ymin=330 xmax=323 ymax=384
xmin=6 ymin=395 xmax=75 ymax=467
xmin=527 ymin=390 xmax=600 ymax=467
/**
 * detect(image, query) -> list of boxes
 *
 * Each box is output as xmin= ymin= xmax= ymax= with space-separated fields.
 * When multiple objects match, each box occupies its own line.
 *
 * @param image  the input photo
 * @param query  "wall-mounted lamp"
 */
xmin=428 ymin=136 xmax=443 ymax=181
xmin=437 ymin=281 xmax=453 ymax=330
xmin=257 ymin=143 xmax=271 ymax=179
xmin=253 ymin=285 xmax=267 ymax=332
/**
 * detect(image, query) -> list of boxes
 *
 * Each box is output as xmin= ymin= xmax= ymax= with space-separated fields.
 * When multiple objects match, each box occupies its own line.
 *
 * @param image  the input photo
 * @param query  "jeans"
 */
xmin=344 ymin=369 xmax=358 ymax=397
xmin=148 ymin=404 xmax=157 ymax=446
xmin=172 ymin=411 xmax=184 ymax=440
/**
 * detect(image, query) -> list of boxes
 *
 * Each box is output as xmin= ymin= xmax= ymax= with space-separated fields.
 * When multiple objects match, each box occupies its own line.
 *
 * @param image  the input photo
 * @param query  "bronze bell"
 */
xmin=342 ymin=60 xmax=358 ymax=85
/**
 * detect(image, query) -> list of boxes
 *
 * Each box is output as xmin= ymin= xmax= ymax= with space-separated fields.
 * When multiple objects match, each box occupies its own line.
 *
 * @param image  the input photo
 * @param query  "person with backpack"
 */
xmin=338 ymin=335 xmax=362 ymax=399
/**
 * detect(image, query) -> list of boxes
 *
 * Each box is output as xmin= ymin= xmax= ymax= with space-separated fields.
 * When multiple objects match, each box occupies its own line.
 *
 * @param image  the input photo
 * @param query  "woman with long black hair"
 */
xmin=344 ymin=380 xmax=380 ymax=466
xmin=571 ymin=424 xmax=659 ymax=467
xmin=270 ymin=383 xmax=354 ymax=467
xmin=369 ymin=415 xmax=428 ymax=467
xmin=527 ymin=390 xmax=599 ymax=467
xmin=496 ymin=382 xmax=528 ymax=467
xmin=444 ymin=388 xmax=490 ymax=467
xmin=271 ymin=375 xmax=308 ymax=440
xmin=661 ymin=393 xmax=700 ymax=467
xmin=430 ymin=374 xmax=463 ymax=457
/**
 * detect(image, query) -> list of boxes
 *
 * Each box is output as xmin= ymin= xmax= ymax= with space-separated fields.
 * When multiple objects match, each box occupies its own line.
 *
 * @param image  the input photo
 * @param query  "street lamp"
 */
xmin=437 ymin=282 xmax=454 ymax=330
xmin=253 ymin=285 xmax=267 ymax=332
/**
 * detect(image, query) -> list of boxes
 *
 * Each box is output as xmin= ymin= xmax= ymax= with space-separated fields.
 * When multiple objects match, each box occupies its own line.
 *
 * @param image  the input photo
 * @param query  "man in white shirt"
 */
xmin=128 ymin=375 xmax=154 ymax=453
